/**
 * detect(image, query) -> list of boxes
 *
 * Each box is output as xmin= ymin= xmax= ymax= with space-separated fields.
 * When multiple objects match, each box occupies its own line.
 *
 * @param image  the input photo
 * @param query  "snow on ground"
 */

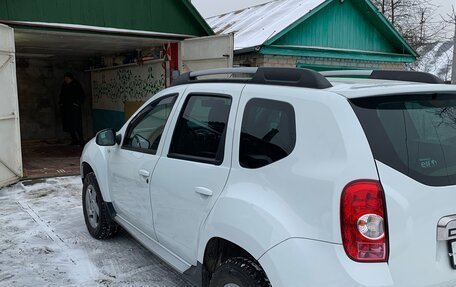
xmin=0 ymin=176 xmax=190 ymax=287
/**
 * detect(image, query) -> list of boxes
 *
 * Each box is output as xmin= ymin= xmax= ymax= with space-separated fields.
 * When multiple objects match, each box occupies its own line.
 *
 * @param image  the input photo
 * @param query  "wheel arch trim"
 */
xmin=80 ymin=143 xmax=113 ymax=202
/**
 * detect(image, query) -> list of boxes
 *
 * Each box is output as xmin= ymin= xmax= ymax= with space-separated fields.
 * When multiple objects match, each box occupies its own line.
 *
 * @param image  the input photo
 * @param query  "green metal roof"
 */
xmin=0 ymin=0 xmax=213 ymax=37
xmin=263 ymin=0 xmax=417 ymax=62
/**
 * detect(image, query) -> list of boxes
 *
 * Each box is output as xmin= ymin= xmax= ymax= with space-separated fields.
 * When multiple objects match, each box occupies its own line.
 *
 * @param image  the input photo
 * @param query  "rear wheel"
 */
xmin=209 ymin=257 xmax=271 ymax=287
xmin=82 ymin=172 xmax=118 ymax=239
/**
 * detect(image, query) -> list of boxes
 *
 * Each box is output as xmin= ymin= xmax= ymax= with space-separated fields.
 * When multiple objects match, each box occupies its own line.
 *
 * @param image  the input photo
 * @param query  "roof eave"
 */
xmin=234 ymin=46 xmax=261 ymax=55
xmin=179 ymin=0 xmax=215 ymax=36
xmin=1 ymin=20 xmax=198 ymax=40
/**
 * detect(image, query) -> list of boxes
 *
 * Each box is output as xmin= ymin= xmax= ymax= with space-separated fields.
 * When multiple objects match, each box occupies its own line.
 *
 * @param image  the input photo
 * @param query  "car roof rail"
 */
xmin=171 ymin=67 xmax=333 ymax=89
xmin=320 ymin=70 xmax=444 ymax=84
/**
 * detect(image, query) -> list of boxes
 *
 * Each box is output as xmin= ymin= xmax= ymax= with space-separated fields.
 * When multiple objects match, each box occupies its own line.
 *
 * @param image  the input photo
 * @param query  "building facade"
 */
xmin=207 ymin=0 xmax=417 ymax=71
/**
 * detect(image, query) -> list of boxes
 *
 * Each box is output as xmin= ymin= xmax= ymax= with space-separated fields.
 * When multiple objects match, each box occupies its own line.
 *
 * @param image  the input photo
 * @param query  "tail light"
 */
xmin=340 ymin=180 xmax=388 ymax=262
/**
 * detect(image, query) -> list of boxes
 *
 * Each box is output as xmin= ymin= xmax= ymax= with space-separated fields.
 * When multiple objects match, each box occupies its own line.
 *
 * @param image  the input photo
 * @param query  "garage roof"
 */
xmin=0 ymin=0 xmax=213 ymax=37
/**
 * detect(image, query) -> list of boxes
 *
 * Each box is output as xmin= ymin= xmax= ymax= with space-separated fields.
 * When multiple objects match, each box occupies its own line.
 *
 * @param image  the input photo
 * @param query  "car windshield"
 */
xmin=351 ymin=93 xmax=456 ymax=186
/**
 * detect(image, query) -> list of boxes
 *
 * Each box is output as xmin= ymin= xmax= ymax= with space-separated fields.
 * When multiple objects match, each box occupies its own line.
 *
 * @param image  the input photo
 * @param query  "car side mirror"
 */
xmin=96 ymin=129 xmax=117 ymax=146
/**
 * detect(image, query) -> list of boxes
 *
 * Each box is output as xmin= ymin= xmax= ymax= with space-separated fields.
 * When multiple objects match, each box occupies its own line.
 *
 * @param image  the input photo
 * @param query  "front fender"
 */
xmin=80 ymin=138 xmax=113 ymax=202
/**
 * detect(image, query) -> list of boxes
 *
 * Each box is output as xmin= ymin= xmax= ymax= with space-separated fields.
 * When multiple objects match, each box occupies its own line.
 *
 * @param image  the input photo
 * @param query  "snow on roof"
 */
xmin=206 ymin=0 xmax=326 ymax=50
xmin=409 ymin=41 xmax=454 ymax=82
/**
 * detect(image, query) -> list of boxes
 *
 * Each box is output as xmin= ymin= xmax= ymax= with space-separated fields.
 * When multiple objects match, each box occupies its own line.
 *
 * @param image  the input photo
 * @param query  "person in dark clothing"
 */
xmin=59 ymin=72 xmax=85 ymax=145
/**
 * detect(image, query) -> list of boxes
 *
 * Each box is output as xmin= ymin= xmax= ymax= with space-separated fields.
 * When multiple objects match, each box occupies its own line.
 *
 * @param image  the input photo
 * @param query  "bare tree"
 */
xmin=371 ymin=0 xmax=445 ymax=50
xmin=443 ymin=6 xmax=456 ymax=84
xmin=406 ymin=5 xmax=454 ymax=82
xmin=372 ymin=0 xmax=386 ymax=14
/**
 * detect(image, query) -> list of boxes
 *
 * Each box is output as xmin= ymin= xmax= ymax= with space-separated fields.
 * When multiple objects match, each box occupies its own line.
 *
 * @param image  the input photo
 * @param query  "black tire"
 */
xmin=82 ymin=172 xmax=119 ymax=239
xmin=209 ymin=257 xmax=271 ymax=287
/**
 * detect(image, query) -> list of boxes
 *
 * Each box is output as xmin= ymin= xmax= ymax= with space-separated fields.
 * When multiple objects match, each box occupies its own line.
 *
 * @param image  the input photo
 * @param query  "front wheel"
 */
xmin=209 ymin=257 xmax=271 ymax=287
xmin=82 ymin=172 xmax=119 ymax=239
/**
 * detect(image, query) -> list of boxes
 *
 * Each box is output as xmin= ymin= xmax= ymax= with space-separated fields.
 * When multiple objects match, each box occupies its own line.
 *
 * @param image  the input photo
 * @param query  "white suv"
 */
xmin=80 ymin=67 xmax=456 ymax=287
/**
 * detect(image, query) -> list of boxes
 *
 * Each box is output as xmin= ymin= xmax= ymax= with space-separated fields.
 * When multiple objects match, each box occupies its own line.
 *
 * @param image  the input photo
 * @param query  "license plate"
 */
xmin=450 ymin=241 xmax=456 ymax=269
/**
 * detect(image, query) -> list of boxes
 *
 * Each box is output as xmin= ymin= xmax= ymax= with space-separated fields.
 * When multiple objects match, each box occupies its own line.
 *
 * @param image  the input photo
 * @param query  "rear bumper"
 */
xmin=258 ymin=238 xmax=456 ymax=287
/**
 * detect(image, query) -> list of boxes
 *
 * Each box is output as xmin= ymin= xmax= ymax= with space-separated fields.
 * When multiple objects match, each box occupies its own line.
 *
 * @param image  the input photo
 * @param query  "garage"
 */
xmin=0 ymin=0 xmax=233 ymax=186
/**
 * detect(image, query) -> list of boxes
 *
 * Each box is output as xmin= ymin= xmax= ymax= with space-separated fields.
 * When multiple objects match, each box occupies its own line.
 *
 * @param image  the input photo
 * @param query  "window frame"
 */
xmin=239 ymin=97 xmax=297 ymax=169
xmin=121 ymin=93 xmax=178 ymax=155
xmin=167 ymin=92 xmax=233 ymax=166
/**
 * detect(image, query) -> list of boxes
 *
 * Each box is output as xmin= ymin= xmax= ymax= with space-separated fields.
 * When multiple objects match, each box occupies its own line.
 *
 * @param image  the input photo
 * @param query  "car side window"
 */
xmin=168 ymin=94 xmax=232 ymax=165
xmin=240 ymin=98 xmax=296 ymax=169
xmin=123 ymin=94 xmax=178 ymax=154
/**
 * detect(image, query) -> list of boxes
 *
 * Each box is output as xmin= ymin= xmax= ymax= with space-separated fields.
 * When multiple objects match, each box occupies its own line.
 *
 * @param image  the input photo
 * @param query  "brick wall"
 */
xmin=234 ymin=53 xmax=405 ymax=70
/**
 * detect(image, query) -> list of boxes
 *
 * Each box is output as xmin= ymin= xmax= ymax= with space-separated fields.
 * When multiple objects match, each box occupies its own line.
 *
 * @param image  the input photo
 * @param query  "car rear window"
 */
xmin=351 ymin=93 xmax=456 ymax=186
xmin=240 ymin=98 xmax=296 ymax=169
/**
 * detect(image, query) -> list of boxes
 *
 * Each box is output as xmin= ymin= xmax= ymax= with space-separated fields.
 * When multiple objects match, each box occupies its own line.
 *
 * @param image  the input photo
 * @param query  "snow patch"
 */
xmin=0 ymin=176 xmax=190 ymax=286
xmin=409 ymin=41 xmax=454 ymax=82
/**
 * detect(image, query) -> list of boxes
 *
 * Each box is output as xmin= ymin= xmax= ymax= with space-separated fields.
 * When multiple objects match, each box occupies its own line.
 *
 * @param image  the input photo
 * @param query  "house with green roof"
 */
xmin=207 ymin=0 xmax=417 ymax=71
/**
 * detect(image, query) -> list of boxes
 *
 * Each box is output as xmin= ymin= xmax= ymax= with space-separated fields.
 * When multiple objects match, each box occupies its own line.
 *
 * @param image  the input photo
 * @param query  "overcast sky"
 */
xmin=192 ymin=0 xmax=455 ymax=36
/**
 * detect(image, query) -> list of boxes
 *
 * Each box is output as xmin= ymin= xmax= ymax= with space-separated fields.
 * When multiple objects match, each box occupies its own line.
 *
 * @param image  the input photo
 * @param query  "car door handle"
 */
xmin=195 ymin=186 xmax=213 ymax=197
xmin=138 ymin=169 xmax=150 ymax=178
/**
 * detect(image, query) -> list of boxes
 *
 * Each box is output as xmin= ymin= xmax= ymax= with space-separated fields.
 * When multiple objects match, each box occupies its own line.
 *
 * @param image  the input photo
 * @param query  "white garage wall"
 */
xmin=91 ymin=60 xmax=165 ymax=112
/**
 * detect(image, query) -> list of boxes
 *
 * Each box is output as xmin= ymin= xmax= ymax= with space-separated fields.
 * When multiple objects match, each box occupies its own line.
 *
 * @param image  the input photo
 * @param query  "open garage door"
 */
xmin=180 ymin=34 xmax=233 ymax=73
xmin=0 ymin=24 xmax=22 ymax=187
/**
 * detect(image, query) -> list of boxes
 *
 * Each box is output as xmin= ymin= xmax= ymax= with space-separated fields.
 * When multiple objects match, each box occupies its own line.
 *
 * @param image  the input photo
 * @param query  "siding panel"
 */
xmin=0 ymin=0 xmax=211 ymax=36
xmin=273 ymin=0 xmax=396 ymax=53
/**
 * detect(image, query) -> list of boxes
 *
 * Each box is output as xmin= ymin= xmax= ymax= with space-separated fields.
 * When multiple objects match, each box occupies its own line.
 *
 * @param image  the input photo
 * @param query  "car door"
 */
xmin=150 ymin=84 xmax=243 ymax=264
xmin=109 ymin=94 xmax=179 ymax=237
